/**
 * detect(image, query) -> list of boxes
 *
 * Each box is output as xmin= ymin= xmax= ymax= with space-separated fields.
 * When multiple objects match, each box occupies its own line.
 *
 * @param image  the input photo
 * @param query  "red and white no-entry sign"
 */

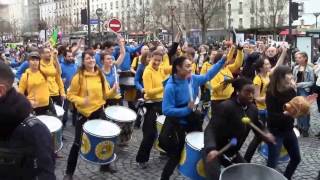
xmin=107 ymin=18 xmax=122 ymax=32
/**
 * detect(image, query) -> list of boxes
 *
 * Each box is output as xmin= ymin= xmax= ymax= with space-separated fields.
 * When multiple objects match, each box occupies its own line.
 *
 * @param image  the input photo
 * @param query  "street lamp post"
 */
xmin=168 ymin=1 xmax=176 ymax=43
xmin=314 ymin=13 xmax=320 ymax=28
xmin=87 ymin=0 xmax=91 ymax=47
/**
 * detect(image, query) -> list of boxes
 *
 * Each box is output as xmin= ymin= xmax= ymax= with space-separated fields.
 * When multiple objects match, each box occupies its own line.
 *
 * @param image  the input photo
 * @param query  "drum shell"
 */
xmin=258 ymin=143 xmax=290 ymax=163
xmin=178 ymin=132 xmax=206 ymax=180
xmin=155 ymin=115 xmax=166 ymax=152
xmin=219 ymin=163 xmax=287 ymax=180
xmin=119 ymin=77 xmax=135 ymax=90
xmin=37 ymin=115 xmax=63 ymax=153
xmin=80 ymin=129 xmax=118 ymax=165
xmin=105 ymin=106 xmax=137 ymax=144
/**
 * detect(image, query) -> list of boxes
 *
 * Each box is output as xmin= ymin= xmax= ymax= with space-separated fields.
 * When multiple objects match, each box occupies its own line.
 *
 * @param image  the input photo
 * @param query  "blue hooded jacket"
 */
xmin=162 ymin=57 xmax=226 ymax=120
xmin=113 ymin=44 xmax=143 ymax=71
xmin=134 ymin=63 xmax=146 ymax=92
xmin=16 ymin=61 xmax=29 ymax=80
xmin=61 ymin=60 xmax=78 ymax=90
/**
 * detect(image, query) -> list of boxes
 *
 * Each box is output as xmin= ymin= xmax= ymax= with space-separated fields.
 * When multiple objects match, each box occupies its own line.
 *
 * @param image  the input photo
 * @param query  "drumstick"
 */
xmin=188 ymin=79 xmax=194 ymax=102
xmin=217 ymin=138 xmax=237 ymax=156
xmin=114 ymin=65 xmax=118 ymax=84
xmin=241 ymin=117 xmax=267 ymax=137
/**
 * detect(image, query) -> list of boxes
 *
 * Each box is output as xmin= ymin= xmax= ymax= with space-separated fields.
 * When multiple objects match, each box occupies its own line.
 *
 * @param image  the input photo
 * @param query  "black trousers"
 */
xmin=65 ymin=107 xmax=107 ymax=175
xmin=160 ymin=115 xmax=202 ymax=180
xmin=203 ymin=152 xmax=246 ymax=180
xmin=136 ymin=101 xmax=162 ymax=163
xmin=62 ymin=99 xmax=77 ymax=126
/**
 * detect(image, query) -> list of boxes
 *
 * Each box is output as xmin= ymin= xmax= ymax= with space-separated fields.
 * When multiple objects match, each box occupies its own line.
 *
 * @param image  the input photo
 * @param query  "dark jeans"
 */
xmin=297 ymin=88 xmax=310 ymax=132
xmin=267 ymin=129 xmax=301 ymax=180
xmin=65 ymin=107 xmax=107 ymax=175
xmin=136 ymin=101 xmax=162 ymax=163
xmin=244 ymin=109 xmax=267 ymax=162
xmin=160 ymin=115 xmax=202 ymax=180
xmin=203 ymin=152 xmax=246 ymax=180
xmin=62 ymin=99 xmax=77 ymax=126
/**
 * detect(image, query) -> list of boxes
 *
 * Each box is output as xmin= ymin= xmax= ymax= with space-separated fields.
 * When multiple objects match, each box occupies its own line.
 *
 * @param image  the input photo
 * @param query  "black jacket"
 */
xmin=204 ymin=98 xmax=263 ymax=156
xmin=266 ymin=87 xmax=296 ymax=133
xmin=0 ymin=88 xmax=56 ymax=180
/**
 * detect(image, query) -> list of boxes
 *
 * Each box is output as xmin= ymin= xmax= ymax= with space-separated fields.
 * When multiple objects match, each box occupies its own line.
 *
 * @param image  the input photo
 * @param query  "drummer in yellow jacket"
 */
xmin=39 ymin=47 xmax=65 ymax=106
xmin=18 ymin=51 xmax=51 ymax=115
xmin=184 ymin=47 xmax=198 ymax=74
xmin=209 ymin=45 xmax=244 ymax=115
xmin=64 ymin=50 xmax=118 ymax=179
xmin=136 ymin=49 xmax=171 ymax=168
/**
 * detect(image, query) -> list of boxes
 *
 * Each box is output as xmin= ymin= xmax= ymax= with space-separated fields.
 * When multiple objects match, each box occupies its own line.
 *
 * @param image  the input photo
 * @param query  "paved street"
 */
xmin=55 ymin=103 xmax=320 ymax=180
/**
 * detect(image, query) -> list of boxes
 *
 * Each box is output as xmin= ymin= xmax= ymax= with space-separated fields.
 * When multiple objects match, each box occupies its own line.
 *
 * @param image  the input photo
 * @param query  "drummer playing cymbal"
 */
xmin=203 ymin=78 xmax=275 ymax=180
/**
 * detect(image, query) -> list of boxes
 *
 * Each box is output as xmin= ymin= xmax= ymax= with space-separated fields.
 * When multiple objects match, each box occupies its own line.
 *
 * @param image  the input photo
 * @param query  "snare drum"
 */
xmin=54 ymin=104 xmax=64 ymax=118
xmin=179 ymin=132 xmax=206 ymax=180
xmin=219 ymin=163 xmax=286 ymax=180
xmin=155 ymin=115 xmax=166 ymax=152
xmin=37 ymin=115 xmax=63 ymax=152
xmin=259 ymin=127 xmax=300 ymax=163
xmin=80 ymin=120 xmax=121 ymax=165
xmin=105 ymin=106 xmax=137 ymax=144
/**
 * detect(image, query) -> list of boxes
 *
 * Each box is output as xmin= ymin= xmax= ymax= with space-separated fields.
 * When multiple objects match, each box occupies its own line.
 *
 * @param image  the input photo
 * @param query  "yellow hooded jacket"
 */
xmin=67 ymin=70 xmax=116 ymax=117
xmin=18 ymin=69 xmax=50 ymax=108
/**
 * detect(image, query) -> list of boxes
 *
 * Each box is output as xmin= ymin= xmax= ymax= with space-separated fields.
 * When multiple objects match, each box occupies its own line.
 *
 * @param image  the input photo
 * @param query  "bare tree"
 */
xmin=257 ymin=0 xmax=288 ymax=39
xmin=190 ymin=0 xmax=224 ymax=43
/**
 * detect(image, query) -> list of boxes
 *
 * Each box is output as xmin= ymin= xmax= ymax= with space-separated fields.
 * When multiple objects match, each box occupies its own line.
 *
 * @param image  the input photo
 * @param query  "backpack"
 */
xmin=0 ymin=116 xmax=39 ymax=180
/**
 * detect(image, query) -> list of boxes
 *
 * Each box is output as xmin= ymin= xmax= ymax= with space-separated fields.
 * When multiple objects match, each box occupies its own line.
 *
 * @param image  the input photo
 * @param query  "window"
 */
xmin=269 ymin=0 xmax=274 ymax=11
xmin=239 ymin=2 xmax=243 ymax=14
xmin=278 ymin=15 xmax=284 ymax=26
xmin=250 ymin=0 xmax=255 ymax=14
xmin=260 ymin=16 xmax=264 ymax=27
xmin=250 ymin=17 xmax=255 ymax=28
xmin=239 ymin=18 xmax=243 ymax=28
xmin=116 ymin=1 xmax=118 ymax=8
xmin=270 ymin=15 xmax=275 ymax=26
xmin=110 ymin=2 xmax=113 ymax=9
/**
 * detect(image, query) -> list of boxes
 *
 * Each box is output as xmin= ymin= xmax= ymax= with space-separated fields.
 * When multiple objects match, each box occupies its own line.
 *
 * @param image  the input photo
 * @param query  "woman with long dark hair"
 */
xmin=244 ymin=47 xmax=287 ymax=162
xmin=266 ymin=65 xmax=301 ymax=179
xmin=63 ymin=50 xmax=118 ymax=180
xmin=159 ymin=55 xmax=226 ymax=180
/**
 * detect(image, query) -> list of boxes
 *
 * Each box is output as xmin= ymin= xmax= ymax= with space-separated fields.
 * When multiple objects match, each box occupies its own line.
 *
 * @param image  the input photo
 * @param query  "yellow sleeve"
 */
xmin=18 ymin=72 xmax=28 ymax=95
xmin=67 ymin=74 xmax=85 ymax=105
xmin=131 ymin=57 xmax=138 ymax=69
xmin=143 ymin=70 xmax=163 ymax=97
xmin=162 ymin=54 xmax=170 ymax=67
xmin=200 ymin=63 xmax=208 ymax=75
xmin=163 ymin=65 xmax=172 ymax=75
xmin=253 ymin=76 xmax=262 ymax=89
xmin=227 ymin=49 xmax=244 ymax=73
xmin=105 ymin=80 xmax=117 ymax=98
xmin=210 ymin=74 xmax=225 ymax=92
xmin=56 ymin=74 xmax=66 ymax=96
xmin=226 ymin=46 xmax=236 ymax=63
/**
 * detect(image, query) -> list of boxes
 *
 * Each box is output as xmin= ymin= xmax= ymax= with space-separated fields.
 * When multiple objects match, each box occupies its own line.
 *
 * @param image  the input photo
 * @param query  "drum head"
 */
xmin=186 ymin=132 xmax=204 ymax=151
xmin=83 ymin=120 xmax=121 ymax=138
xmin=220 ymin=163 xmax=286 ymax=180
xmin=37 ymin=115 xmax=62 ymax=133
xmin=105 ymin=106 xmax=137 ymax=122
xmin=156 ymin=115 xmax=166 ymax=124
xmin=54 ymin=105 xmax=64 ymax=117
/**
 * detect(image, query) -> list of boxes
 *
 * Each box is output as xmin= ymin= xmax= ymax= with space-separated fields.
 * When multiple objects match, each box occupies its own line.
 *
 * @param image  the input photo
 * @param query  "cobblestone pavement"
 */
xmin=55 ymin=103 xmax=320 ymax=180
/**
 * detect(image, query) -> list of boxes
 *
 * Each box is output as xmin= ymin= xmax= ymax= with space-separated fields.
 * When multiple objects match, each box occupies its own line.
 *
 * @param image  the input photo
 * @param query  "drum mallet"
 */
xmin=217 ymin=138 xmax=238 ymax=156
xmin=241 ymin=117 xmax=266 ymax=137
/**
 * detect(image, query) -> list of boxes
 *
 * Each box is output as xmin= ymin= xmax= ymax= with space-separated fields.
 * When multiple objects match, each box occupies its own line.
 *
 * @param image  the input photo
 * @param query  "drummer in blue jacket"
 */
xmin=61 ymin=50 xmax=78 ymax=126
xmin=113 ymin=43 xmax=144 ymax=71
xmin=160 ymin=55 xmax=226 ymax=180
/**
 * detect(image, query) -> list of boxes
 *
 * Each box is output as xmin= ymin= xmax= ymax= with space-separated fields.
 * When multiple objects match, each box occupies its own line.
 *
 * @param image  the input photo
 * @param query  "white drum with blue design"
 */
xmin=37 ymin=115 xmax=63 ymax=153
xmin=178 ymin=132 xmax=206 ymax=180
xmin=80 ymin=120 xmax=120 ymax=165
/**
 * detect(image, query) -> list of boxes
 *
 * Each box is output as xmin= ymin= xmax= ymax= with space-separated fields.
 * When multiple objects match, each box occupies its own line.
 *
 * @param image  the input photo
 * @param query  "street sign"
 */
xmin=90 ymin=19 xmax=99 ymax=24
xmin=96 ymin=8 xmax=103 ymax=17
xmin=108 ymin=18 xmax=122 ymax=32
